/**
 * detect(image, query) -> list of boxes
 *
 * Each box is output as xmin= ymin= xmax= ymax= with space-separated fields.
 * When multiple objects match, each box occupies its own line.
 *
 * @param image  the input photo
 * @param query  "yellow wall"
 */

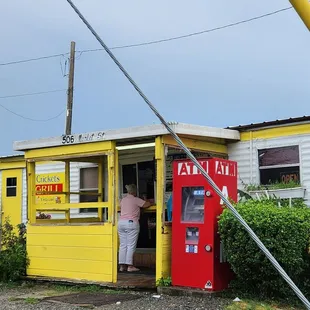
xmin=1 ymin=168 xmax=23 ymax=227
xmin=240 ymin=124 xmax=310 ymax=141
xmin=27 ymin=224 xmax=114 ymax=282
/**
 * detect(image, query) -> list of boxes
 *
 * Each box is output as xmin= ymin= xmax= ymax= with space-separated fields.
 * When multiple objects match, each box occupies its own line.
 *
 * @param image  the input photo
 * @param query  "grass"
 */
xmin=226 ymin=300 xmax=302 ymax=310
xmin=24 ymin=297 xmax=39 ymax=304
xmin=51 ymin=284 xmax=123 ymax=294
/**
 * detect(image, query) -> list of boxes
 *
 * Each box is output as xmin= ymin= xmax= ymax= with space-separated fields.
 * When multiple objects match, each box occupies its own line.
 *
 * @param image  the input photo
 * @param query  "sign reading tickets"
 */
xmin=35 ymin=172 xmax=65 ymax=204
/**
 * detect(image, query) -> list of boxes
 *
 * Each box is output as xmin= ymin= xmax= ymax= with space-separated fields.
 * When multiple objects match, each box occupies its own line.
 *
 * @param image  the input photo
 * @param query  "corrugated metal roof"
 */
xmin=0 ymin=154 xmax=24 ymax=159
xmin=227 ymin=115 xmax=310 ymax=131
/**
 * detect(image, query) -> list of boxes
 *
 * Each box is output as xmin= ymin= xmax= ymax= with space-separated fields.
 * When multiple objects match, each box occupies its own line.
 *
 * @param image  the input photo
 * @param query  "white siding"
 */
xmin=228 ymin=134 xmax=310 ymax=205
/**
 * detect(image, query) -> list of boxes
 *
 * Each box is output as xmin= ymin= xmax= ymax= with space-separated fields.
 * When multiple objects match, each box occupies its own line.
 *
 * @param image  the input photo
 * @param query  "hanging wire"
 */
xmin=66 ymin=1 xmax=310 ymax=308
xmin=0 ymin=7 xmax=292 ymax=67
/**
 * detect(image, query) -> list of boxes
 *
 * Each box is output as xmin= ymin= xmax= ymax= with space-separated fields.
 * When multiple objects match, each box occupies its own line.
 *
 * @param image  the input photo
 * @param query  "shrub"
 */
xmin=218 ymin=199 xmax=310 ymax=298
xmin=0 ymin=218 xmax=29 ymax=282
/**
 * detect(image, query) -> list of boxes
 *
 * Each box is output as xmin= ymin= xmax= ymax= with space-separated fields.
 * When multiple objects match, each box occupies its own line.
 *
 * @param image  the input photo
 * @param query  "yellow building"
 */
xmin=10 ymin=122 xmax=239 ymax=285
xmin=3 ymin=117 xmax=309 ymax=287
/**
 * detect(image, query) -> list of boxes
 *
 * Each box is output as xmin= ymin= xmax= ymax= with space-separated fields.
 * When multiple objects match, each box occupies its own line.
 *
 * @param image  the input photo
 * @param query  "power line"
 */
xmin=0 ymin=89 xmax=67 ymax=99
xmin=0 ymin=104 xmax=65 ymax=122
xmin=0 ymin=6 xmax=293 ymax=67
xmin=0 ymin=53 xmax=67 ymax=67
xmin=82 ymin=6 xmax=293 ymax=52
xmin=0 ymin=88 xmax=66 ymax=121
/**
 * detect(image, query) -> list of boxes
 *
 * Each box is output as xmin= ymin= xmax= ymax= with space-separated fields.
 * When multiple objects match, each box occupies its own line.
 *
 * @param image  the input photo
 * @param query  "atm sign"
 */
xmin=177 ymin=161 xmax=208 ymax=176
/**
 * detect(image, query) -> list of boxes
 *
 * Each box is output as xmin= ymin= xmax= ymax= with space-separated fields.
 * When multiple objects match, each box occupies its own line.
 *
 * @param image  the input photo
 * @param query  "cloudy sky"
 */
xmin=0 ymin=1 xmax=309 ymax=155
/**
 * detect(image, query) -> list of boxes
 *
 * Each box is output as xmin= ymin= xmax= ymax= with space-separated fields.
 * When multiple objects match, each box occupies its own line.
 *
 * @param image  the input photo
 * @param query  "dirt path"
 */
xmin=0 ymin=283 xmax=231 ymax=310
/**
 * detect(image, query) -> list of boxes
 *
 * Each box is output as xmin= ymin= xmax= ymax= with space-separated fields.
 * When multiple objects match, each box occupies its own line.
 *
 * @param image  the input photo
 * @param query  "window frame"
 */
xmin=257 ymin=144 xmax=302 ymax=185
xmin=6 ymin=177 xmax=17 ymax=197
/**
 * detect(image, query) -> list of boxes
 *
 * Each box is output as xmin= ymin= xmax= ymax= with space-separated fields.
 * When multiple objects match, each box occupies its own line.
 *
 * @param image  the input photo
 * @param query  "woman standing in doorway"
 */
xmin=118 ymin=184 xmax=151 ymax=272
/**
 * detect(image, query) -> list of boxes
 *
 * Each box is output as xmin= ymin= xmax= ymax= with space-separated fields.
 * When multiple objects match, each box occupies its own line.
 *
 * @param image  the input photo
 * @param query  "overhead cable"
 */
xmin=0 ymin=7 xmax=292 ymax=67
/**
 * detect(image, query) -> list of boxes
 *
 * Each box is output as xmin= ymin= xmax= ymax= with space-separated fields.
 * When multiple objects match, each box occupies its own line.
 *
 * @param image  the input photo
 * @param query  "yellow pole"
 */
xmin=64 ymin=161 xmax=70 ymax=223
xmin=112 ymin=149 xmax=119 ymax=283
xmin=98 ymin=158 xmax=103 ymax=221
xmin=155 ymin=136 xmax=165 ymax=282
xmin=290 ymin=0 xmax=310 ymax=31
xmin=27 ymin=161 xmax=36 ymax=224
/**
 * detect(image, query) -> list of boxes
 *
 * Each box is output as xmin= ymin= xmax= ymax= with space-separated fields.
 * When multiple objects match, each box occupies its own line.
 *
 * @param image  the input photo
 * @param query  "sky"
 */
xmin=0 ymin=0 xmax=309 ymax=155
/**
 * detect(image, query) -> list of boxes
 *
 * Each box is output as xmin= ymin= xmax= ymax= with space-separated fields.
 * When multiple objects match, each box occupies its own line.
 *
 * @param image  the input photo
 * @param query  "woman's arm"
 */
xmin=141 ymin=201 xmax=151 ymax=208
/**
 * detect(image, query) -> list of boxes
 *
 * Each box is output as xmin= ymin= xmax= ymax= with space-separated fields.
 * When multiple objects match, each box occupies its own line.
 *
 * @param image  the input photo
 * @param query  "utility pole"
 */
xmin=65 ymin=41 xmax=76 ymax=135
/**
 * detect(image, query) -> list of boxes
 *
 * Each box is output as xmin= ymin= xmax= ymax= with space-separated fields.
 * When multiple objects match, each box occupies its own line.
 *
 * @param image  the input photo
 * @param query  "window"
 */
xmin=6 ymin=177 xmax=17 ymax=197
xmin=79 ymin=167 xmax=103 ymax=213
xmin=258 ymin=145 xmax=300 ymax=185
xmin=121 ymin=160 xmax=155 ymax=200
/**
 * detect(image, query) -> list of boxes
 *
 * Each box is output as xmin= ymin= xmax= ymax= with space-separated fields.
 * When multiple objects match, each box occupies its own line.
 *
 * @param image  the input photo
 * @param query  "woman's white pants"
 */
xmin=118 ymin=219 xmax=140 ymax=265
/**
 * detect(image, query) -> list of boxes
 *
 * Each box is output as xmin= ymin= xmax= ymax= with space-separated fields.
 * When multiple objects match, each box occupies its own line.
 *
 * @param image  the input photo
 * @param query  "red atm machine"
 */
xmin=171 ymin=158 xmax=237 ymax=291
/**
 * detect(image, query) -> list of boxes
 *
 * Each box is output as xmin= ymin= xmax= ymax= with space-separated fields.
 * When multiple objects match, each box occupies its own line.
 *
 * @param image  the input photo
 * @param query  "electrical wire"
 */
xmin=0 ymin=89 xmax=67 ymax=99
xmin=82 ymin=6 xmax=293 ymax=52
xmin=0 ymin=104 xmax=65 ymax=122
xmin=0 ymin=53 xmax=67 ymax=67
xmin=0 ymin=6 xmax=292 ymax=67
xmin=0 ymin=89 xmax=66 ymax=121
xmin=66 ymin=1 xmax=310 ymax=308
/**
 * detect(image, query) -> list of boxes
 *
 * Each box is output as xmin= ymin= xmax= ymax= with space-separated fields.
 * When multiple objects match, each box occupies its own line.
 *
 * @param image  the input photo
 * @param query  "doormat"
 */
xmin=44 ymin=292 xmax=141 ymax=307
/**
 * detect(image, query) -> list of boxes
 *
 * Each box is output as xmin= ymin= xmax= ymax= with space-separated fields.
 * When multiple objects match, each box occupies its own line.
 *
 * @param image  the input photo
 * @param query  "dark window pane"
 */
xmin=122 ymin=164 xmax=137 ymax=193
xmin=80 ymin=208 xmax=98 ymax=213
xmin=6 ymin=187 xmax=17 ymax=197
xmin=260 ymin=166 xmax=300 ymax=185
xmin=258 ymin=146 xmax=299 ymax=167
xmin=137 ymin=161 xmax=155 ymax=200
xmin=6 ymin=177 xmax=17 ymax=187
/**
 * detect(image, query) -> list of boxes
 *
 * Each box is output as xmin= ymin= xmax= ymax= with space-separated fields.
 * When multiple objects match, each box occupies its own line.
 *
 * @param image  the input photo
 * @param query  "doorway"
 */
xmin=1 ymin=169 xmax=23 ymax=227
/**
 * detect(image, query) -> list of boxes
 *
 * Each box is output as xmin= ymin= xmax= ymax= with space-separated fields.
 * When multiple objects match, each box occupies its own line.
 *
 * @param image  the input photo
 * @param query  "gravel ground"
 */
xmin=0 ymin=284 xmax=232 ymax=310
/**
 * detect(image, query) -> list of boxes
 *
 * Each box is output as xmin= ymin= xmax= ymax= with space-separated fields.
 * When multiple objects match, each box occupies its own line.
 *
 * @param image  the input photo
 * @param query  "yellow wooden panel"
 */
xmin=28 ymin=224 xmax=112 ymax=235
xmin=35 ymin=202 xmax=108 ymax=211
xmin=163 ymin=135 xmax=227 ymax=154
xmin=27 ymin=268 xmax=112 ymax=282
xmin=240 ymin=124 xmax=310 ymax=141
xmin=35 ymin=217 xmax=101 ymax=224
xmin=27 ymin=245 xmax=112 ymax=262
xmin=25 ymin=141 xmax=113 ymax=160
xmin=0 ymin=161 xmax=26 ymax=170
xmin=29 ymin=257 xmax=112 ymax=275
xmin=27 ymin=234 xmax=112 ymax=248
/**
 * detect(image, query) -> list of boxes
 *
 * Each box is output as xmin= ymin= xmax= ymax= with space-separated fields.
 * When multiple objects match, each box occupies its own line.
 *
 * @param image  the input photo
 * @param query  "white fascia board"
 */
xmin=13 ymin=123 xmax=240 ymax=152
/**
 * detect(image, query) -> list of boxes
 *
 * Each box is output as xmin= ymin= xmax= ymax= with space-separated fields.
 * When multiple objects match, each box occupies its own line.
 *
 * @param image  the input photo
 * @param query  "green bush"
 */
xmin=218 ymin=199 xmax=310 ymax=298
xmin=0 ymin=218 xmax=29 ymax=282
